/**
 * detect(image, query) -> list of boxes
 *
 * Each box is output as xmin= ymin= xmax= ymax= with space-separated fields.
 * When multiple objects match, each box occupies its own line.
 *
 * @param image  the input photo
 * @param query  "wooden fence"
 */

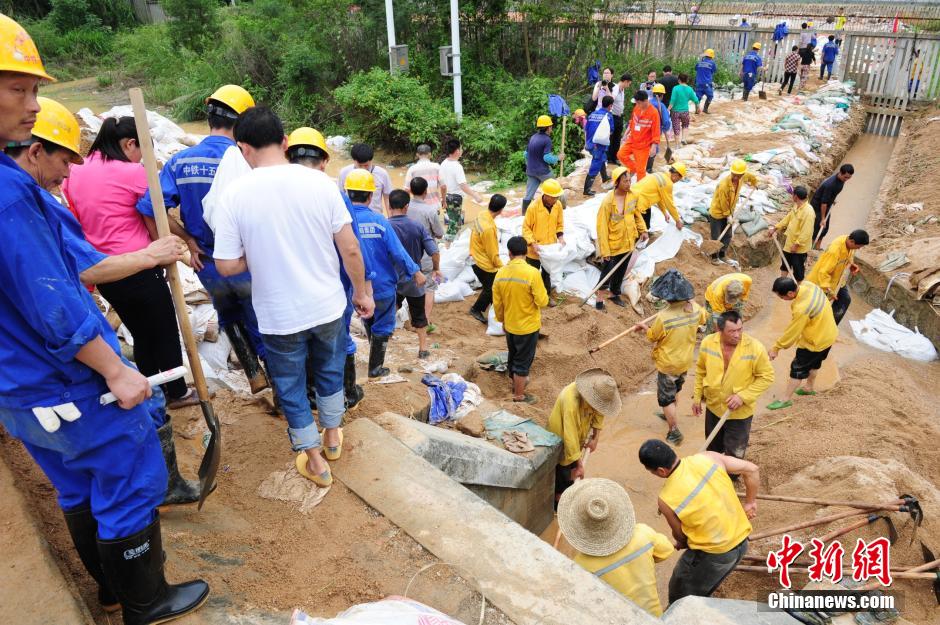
xmin=653 ymin=1 xmax=940 ymax=21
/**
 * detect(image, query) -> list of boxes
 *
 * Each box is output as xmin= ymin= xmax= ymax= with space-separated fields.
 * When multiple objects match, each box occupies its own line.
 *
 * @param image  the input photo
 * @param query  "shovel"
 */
xmin=580 ymin=239 xmax=647 ymax=308
xmin=758 ymin=80 xmax=768 ymax=100
xmin=663 ymin=133 xmax=674 ymax=165
xmin=700 ymin=219 xmax=737 ymax=257
xmin=588 ymin=313 xmax=657 ymax=354
xmin=698 ymin=409 xmax=731 ymax=453
xmin=770 ymin=234 xmax=795 ymax=281
xmin=750 ymin=506 xmax=912 ymax=541
xmin=130 ymin=88 xmax=221 ymax=510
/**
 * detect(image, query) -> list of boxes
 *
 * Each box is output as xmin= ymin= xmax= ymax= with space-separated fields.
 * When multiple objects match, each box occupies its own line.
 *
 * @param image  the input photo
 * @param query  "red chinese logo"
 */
xmin=765 ymin=536 xmax=893 ymax=588
xmin=807 ymin=537 xmax=845 ymax=583
xmin=766 ymin=534 xmax=805 ymax=589
xmin=851 ymin=537 xmax=892 ymax=586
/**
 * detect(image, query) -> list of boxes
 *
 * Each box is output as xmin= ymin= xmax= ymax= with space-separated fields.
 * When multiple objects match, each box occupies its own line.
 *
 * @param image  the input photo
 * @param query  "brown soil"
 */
xmin=710 ymin=131 xmax=802 ymax=158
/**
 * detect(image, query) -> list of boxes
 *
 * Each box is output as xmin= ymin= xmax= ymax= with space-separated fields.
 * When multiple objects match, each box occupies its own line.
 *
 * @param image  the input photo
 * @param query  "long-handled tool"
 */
xmin=749 ymin=507 xmax=906 ymax=541
xmin=698 ymin=409 xmax=731 ymax=453
xmin=812 ymin=210 xmax=832 ymax=250
xmin=734 ymin=564 xmax=938 ymax=581
xmin=130 ymin=88 xmax=221 ymax=510
xmin=700 ymin=219 xmax=737 ymax=257
xmin=770 ymin=234 xmax=795 ymax=281
xmin=559 ymin=115 xmax=568 ymax=179
xmin=758 ymin=79 xmax=768 ymax=100
xmin=663 ymin=132 xmax=674 ymax=164
xmin=579 ymin=241 xmax=646 ymax=308
xmin=745 ymin=493 xmax=920 ymax=513
xmin=857 ymin=557 xmax=940 ymax=599
xmin=552 ymin=429 xmax=594 ymax=549
xmin=100 ymin=366 xmax=187 ymax=405
xmin=588 ymin=314 xmax=657 ymax=354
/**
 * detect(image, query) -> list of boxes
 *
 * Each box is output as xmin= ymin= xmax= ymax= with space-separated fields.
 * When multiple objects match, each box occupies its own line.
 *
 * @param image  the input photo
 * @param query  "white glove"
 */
xmin=31 ymin=402 xmax=82 ymax=433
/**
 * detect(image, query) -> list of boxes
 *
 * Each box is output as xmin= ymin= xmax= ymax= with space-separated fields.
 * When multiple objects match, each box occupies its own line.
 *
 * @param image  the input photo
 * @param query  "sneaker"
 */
xmin=767 ymin=399 xmax=793 ymax=410
xmin=666 ymin=428 xmax=684 ymax=445
xmin=469 ymin=309 xmax=487 ymax=324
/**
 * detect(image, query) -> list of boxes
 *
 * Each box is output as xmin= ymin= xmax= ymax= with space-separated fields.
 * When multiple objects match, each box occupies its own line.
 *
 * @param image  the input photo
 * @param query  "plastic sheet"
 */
xmin=291 ymin=598 xmax=467 ymax=625
xmin=850 ymin=309 xmax=938 ymax=362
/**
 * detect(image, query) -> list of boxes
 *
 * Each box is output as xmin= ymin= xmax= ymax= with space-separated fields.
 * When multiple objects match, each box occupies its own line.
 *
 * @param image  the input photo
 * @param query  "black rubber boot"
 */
xmin=743 ymin=90 xmax=750 ymax=101
xmin=521 ymin=199 xmax=531 ymax=215
xmin=157 ymin=418 xmax=201 ymax=506
xmin=98 ymin=516 xmax=209 ymax=625
xmin=583 ymin=175 xmax=596 ymax=197
xmin=646 ymin=156 xmax=655 ymax=174
xmin=344 ymin=354 xmax=364 ymax=409
xmin=225 ymin=323 xmax=269 ymax=394
xmin=367 ymin=336 xmax=390 ymax=378
xmin=63 ymin=507 xmax=120 ymax=613
xmin=600 ymin=166 xmax=610 ymax=183
xmin=703 ymin=98 xmax=711 ymax=113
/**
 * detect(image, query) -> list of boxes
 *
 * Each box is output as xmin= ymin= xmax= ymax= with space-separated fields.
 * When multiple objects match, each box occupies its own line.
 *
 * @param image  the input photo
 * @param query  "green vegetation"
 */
xmin=14 ymin=0 xmax=739 ymax=181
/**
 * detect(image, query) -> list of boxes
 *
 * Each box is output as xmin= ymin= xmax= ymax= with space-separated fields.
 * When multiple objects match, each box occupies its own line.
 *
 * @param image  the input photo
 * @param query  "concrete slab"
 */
xmin=663 ymin=597 xmax=801 ymax=625
xmin=0 ymin=453 xmax=93 ymax=625
xmin=334 ymin=418 xmax=659 ymax=625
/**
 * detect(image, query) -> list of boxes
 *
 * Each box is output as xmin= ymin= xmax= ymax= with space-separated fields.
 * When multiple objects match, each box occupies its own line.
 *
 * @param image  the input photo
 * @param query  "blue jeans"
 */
xmin=197 ymin=258 xmax=265 ymax=359
xmin=588 ymin=144 xmax=608 ymax=177
xmin=0 ymin=391 xmax=167 ymax=539
xmin=262 ymin=317 xmax=345 ymax=452
xmin=524 ymin=172 xmax=552 ymax=202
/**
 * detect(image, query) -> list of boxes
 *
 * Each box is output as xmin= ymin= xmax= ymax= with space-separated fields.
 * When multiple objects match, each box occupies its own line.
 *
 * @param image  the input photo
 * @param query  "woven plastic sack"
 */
xmin=650 ymin=268 xmax=694 ymax=302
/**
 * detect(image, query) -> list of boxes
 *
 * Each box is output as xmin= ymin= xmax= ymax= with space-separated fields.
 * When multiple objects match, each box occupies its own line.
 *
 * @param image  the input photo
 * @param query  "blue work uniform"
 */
xmin=351 ymin=203 xmax=420 ymax=337
xmin=585 ymin=107 xmax=614 ymax=178
xmin=695 ymin=57 xmax=717 ymax=101
xmin=523 ymin=132 xmax=557 ymax=205
xmin=339 ymin=193 xmax=375 ymax=355
xmin=653 ymin=98 xmax=672 ymax=134
xmin=0 ymin=153 xmax=166 ymax=540
xmin=741 ymin=51 xmax=763 ymax=93
xmin=137 ymin=136 xmax=265 ymax=358
xmin=821 ymin=42 xmax=839 ymax=78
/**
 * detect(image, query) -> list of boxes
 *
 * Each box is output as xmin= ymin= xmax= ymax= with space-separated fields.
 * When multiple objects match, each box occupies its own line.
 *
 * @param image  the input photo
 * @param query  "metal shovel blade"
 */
xmin=664 ymin=146 xmax=674 ymax=164
xmin=197 ymin=400 xmax=222 ymax=510
xmin=878 ymin=516 xmax=899 ymax=545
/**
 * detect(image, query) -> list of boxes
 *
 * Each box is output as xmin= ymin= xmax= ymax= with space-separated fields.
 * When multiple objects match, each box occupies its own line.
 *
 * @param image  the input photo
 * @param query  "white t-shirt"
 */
xmin=440 ymin=158 xmax=468 ymax=197
xmin=337 ymin=164 xmax=391 ymax=214
xmin=611 ymin=83 xmax=626 ymax=116
xmin=213 ymin=164 xmax=351 ymax=335
xmin=202 ymin=145 xmax=251 ymax=233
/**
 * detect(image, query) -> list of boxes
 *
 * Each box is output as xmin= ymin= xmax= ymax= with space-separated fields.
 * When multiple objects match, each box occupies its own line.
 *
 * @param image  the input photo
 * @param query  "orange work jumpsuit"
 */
xmin=618 ymin=104 xmax=661 ymax=182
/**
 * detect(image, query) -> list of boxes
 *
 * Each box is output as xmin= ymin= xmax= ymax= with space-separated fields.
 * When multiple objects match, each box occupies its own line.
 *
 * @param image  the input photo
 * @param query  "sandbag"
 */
xmin=291 ymin=598 xmax=467 ymax=625
xmin=486 ymin=306 xmax=505 ymax=336
xmin=741 ymin=216 xmax=770 ymax=236
xmin=434 ymin=280 xmax=473 ymax=303
xmin=850 ymin=309 xmax=938 ymax=362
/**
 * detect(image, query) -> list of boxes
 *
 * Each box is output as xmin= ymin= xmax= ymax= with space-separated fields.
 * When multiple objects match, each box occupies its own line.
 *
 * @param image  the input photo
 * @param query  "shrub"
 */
xmin=160 ymin=0 xmax=220 ymax=53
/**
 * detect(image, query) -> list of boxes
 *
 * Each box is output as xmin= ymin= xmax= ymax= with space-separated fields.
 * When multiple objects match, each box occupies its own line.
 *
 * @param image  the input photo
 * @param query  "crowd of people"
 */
xmin=0 ymin=9 xmax=877 ymax=624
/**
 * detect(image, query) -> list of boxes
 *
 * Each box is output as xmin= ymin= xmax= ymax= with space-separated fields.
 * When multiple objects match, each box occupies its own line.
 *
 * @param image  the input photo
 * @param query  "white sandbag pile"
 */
xmin=850 ymin=309 xmax=938 ymax=362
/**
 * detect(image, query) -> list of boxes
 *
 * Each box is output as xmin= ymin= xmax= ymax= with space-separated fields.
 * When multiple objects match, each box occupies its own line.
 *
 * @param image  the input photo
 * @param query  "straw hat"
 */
xmin=725 ymin=280 xmax=745 ymax=303
xmin=558 ymin=478 xmax=636 ymax=557
xmin=575 ymin=368 xmax=622 ymax=418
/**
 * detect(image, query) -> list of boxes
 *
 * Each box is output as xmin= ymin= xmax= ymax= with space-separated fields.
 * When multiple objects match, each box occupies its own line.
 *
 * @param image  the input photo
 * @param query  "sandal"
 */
xmin=795 ymin=388 xmax=817 ymax=396
xmin=295 ymin=452 xmax=333 ymax=487
xmin=512 ymin=394 xmax=538 ymax=405
xmin=167 ymin=388 xmax=200 ymax=410
xmin=767 ymin=399 xmax=793 ymax=411
xmin=323 ymin=428 xmax=344 ymax=462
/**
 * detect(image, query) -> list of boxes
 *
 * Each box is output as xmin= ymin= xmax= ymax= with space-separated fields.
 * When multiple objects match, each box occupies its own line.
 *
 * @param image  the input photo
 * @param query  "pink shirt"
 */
xmin=62 ymin=152 xmax=152 ymax=255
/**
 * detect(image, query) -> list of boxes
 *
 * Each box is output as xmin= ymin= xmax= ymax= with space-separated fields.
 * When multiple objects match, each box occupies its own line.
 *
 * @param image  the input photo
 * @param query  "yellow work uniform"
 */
xmin=704 ymin=273 xmax=753 ymax=314
xmin=492 ymin=258 xmax=549 ymax=335
xmin=470 ymin=210 xmax=503 ymax=272
xmin=547 ymin=382 xmax=604 ymax=466
xmin=596 ymin=190 xmax=647 ymax=257
xmin=709 ymin=172 xmax=757 ymax=219
xmin=774 ymin=282 xmax=838 ymax=352
xmin=646 ymin=302 xmax=707 ymax=376
xmin=522 ymin=196 xmax=564 ymax=260
xmin=660 ymin=454 xmax=752 ymax=554
xmin=775 ymin=201 xmax=815 ymax=253
xmin=630 ymin=172 xmax=681 ymax=224
xmin=694 ymin=332 xmax=774 ymax=420
xmin=574 ymin=523 xmax=675 ymax=616
xmin=806 ymin=235 xmax=855 ymax=299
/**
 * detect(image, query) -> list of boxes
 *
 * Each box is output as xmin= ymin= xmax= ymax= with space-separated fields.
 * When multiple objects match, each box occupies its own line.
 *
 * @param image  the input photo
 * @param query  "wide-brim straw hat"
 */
xmin=558 ymin=478 xmax=636 ymax=557
xmin=575 ymin=368 xmax=622 ymax=418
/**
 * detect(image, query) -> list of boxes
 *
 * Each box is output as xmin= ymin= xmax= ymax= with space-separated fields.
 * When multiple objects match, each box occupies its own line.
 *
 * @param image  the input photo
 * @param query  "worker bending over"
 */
xmin=767 ymin=278 xmax=838 ymax=410
xmin=640 ymin=440 xmax=758 ymax=603
xmin=704 ymin=272 xmax=751 ymax=333
xmin=631 ymin=162 xmax=686 ymax=232
xmin=694 ymin=310 xmax=774 ymax=459
xmin=557 ymin=478 xmax=674 ymax=616
xmin=547 ymin=369 xmax=621 ymax=505
xmin=617 ymin=90 xmax=660 ymax=183
xmin=637 ymin=269 xmax=706 ymax=445
xmin=806 ymin=229 xmax=869 ymax=325
xmin=709 ymin=159 xmax=757 ymax=264
xmin=468 ymin=194 xmax=507 ymax=324
xmin=596 ymin=166 xmax=648 ymax=309
xmin=522 ymin=178 xmax=565 ymax=303
xmin=768 ymin=185 xmax=814 ymax=282
xmin=388 ymin=189 xmax=441 ymax=360
xmin=0 ymin=15 xmax=209 ymax=622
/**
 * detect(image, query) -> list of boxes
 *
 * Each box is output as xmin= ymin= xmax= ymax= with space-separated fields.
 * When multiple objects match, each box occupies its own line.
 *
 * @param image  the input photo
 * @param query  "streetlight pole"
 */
xmin=449 ymin=0 xmax=463 ymax=121
xmin=385 ymin=0 xmax=397 ymax=73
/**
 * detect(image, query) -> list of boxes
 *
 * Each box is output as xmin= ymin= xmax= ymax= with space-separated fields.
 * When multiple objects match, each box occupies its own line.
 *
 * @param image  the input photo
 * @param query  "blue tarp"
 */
xmin=548 ymin=94 xmax=570 ymax=117
xmin=422 ymin=374 xmax=467 ymax=425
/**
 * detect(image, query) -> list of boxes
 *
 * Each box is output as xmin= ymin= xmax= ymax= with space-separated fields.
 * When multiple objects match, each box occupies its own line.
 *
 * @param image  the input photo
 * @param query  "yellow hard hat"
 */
xmin=32 ymin=97 xmax=83 ymax=164
xmin=536 ymin=114 xmax=553 ymax=128
xmin=574 ymin=108 xmax=586 ymax=117
xmin=205 ymin=84 xmax=255 ymax=116
xmin=0 ymin=14 xmax=54 ymax=81
xmin=540 ymin=178 xmax=563 ymax=197
xmin=704 ymin=48 xmax=716 ymax=58
xmin=287 ymin=127 xmax=329 ymax=154
xmin=670 ymin=161 xmax=688 ymax=178
xmin=752 ymin=42 xmax=762 ymax=50
xmin=344 ymin=169 xmax=377 ymax=193
xmin=730 ymin=159 xmax=747 ymax=175
xmin=611 ymin=166 xmax=629 ymax=183
xmin=652 ymin=83 xmax=666 ymax=94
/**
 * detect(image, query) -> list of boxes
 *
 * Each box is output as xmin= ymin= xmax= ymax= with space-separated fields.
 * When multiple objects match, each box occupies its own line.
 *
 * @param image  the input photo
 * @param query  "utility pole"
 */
xmin=385 ymin=0 xmax=397 ymax=73
xmin=450 ymin=0 xmax=463 ymax=121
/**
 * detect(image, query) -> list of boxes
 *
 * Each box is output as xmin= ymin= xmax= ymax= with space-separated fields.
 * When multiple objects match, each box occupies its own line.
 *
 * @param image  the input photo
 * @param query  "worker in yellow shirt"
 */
xmin=639 ymin=439 xmax=758 ymax=603
xmin=492 ymin=236 xmax=549 ymax=404
xmin=468 ymin=195 xmax=507 ymax=325
xmin=767 ymin=277 xmax=838 ymax=410
xmin=629 ymin=162 xmax=687 ymax=231
xmin=634 ymin=269 xmax=706 ymax=446
xmin=522 ymin=178 xmax=565 ymax=301
xmin=558 ymin=478 xmax=674 ymax=616
xmin=806 ymin=229 xmax=869 ymax=325
xmin=694 ymin=310 xmax=774 ymax=459
xmin=708 ymin=159 xmax=758 ymax=264
xmin=768 ymin=185 xmax=814 ymax=281
xmin=704 ymin=272 xmax=751 ymax=333
xmin=596 ymin=166 xmax=649 ymax=308
xmin=547 ymin=368 xmax=621 ymax=505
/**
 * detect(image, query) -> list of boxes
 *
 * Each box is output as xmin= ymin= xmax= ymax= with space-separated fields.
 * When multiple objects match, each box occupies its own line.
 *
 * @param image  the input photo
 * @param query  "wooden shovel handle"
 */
xmin=735 ymin=565 xmax=937 ymax=581
xmin=589 ymin=314 xmax=657 ymax=353
xmin=745 ymin=493 xmax=906 ymax=509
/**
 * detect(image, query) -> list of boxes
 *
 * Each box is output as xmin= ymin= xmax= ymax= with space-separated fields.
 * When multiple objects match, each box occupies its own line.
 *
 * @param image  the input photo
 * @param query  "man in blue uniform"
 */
xmin=583 ymin=95 xmax=614 ymax=197
xmin=344 ymin=171 xmax=424 ymax=378
xmin=741 ymin=42 xmax=764 ymax=101
xmin=522 ymin=114 xmax=559 ymax=215
xmin=0 ymin=14 xmax=208 ymax=623
xmin=820 ymin=35 xmax=839 ymax=80
xmin=695 ymin=48 xmax=718 ymax=113
xmin=136 ymin=85 xmax=270 ymax=395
